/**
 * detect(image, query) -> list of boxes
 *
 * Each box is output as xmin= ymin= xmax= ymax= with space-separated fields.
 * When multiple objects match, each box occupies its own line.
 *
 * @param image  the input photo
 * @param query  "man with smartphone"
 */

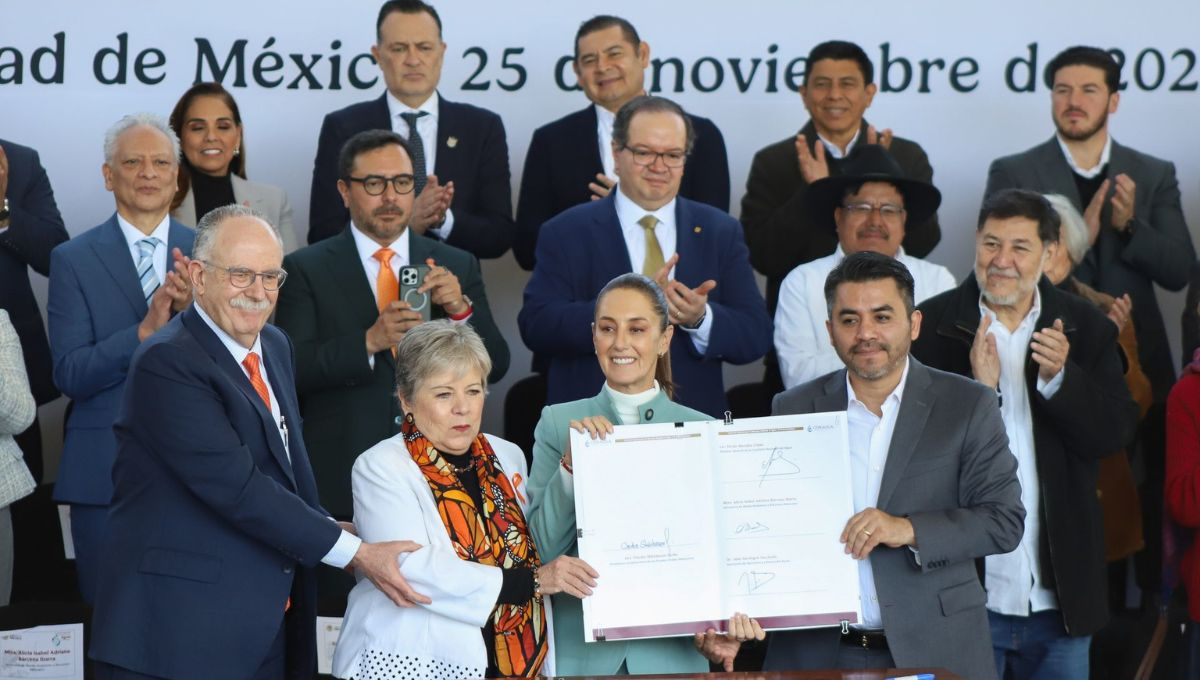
xmin=275 ymin=128 xmax=508 ymax=543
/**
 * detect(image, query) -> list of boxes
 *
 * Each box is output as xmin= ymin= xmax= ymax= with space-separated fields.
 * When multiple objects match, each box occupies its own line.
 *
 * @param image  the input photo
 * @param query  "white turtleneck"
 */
xmin=603 ymin=381 xmax=661 ymax=425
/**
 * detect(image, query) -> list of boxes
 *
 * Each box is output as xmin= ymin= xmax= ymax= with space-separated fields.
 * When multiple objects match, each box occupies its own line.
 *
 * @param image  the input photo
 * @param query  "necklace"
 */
xmin=446 ymin=456 xmax=476 ymax=475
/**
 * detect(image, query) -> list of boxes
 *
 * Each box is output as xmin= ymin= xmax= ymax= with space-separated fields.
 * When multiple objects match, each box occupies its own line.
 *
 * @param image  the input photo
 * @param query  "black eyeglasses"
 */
xmin=619 ymin=146 xmax=688 ymax=168
xmin=201 ymin=260 xmax=288 ymax=291
xmin=345 ymin=174 xmax=416 ymax=196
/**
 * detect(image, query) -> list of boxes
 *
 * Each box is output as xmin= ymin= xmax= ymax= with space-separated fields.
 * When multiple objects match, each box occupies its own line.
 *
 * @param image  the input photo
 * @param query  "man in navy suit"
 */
xmin=520 ymin=96 xmax=770 ymax=418
xmin=47 ymin=114 xmax=195 ymax=603
xmin=90 ymin=205 xmax=427 ymax=680
xmin=514 ymin=15 xmax=730 ymax=271
xmin=308 ymin=0 xmax=514 ymax=259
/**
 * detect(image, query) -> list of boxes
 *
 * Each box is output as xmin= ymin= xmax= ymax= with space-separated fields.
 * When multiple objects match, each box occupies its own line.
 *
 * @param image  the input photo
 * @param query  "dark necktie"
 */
xmin=400 ymin=111 xmax=430 ymax=195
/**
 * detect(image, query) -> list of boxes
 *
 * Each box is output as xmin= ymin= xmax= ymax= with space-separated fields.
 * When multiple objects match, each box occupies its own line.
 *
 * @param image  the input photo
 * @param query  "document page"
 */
xmin=714 ymin=413 xmax=861 ymax=628
xmin=573 ymin=421 xmax=724 ymax=641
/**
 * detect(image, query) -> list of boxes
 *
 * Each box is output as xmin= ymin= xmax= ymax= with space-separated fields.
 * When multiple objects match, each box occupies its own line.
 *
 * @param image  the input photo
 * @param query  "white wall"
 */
xmin=4 ymin=0 xmax=1198 ymax=476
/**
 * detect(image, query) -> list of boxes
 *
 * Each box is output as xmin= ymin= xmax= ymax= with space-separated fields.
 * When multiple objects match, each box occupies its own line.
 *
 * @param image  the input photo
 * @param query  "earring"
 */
xmin=233 ymin=147 xmax=240 ymax=157
xmin=404 ymin=413 xmax=415 ymax=424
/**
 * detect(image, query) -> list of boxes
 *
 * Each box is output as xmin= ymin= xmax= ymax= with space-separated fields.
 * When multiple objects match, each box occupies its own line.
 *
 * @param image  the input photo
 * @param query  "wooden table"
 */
xmin=556 ymin=670 xmax=961 ymax=679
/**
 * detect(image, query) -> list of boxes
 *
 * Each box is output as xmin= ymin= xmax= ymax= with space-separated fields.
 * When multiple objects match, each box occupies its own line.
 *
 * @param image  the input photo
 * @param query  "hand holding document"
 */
xmin=571 ymin=412 xmax=861 ymax=641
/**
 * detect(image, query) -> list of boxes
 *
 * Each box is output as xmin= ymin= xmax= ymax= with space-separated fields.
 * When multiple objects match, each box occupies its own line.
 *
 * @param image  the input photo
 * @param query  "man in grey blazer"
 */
xmin=763 ymin=252 xmax=1023 ymax=680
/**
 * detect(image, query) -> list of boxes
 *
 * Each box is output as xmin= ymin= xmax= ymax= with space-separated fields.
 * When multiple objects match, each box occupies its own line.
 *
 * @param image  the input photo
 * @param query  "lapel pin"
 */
xmin=693 ymin=225 xmax=702 ymax=233
xmin=446 ymin=136 xmax=458 ymax=148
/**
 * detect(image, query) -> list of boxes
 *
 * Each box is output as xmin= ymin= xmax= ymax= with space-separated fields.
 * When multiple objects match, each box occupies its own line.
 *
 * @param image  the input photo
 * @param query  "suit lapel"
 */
xmin=1033 ymin=137 xmax=1083 ymax=207
xmin=324 ymin=228 xmax=385 ymax=362
xmin=672 ymin=199 xmax=704 ymax=287
xmin=433 ymin=95 xmax=457 ymax=179
xmin=259 ymin=331 xmax=299 ymax=488
xmin=813 ymin=371 xmax=848 ymax=414
xmin=175 ymin=189 xmax=198 ymax=227
xmin=877 ymin=360 xmax=933 ymax=510
xmin=579 ymin=105 xmax=605 ymax=176
xmin=91 ymin=216 xmax=149 ymax=316
xmin=166 ymin=219 xmax=194 ymax=257
xmin=595 ymin=195 xmax=634 ymax=273
xmin=181 ymin=308 xmax=296 ymax=487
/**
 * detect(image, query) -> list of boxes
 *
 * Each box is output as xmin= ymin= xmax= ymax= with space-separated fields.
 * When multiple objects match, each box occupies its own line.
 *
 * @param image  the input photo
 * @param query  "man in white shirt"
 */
xmin=308 ymin=0 xmax=515 ymax=259
xmin=912 ymin=188 xmax=1138 ymax=680
xmin=774 ymin=144 xmax=955 ymax=389
xmin=513 ymin=14 xmax=731 ymax=271
xmin=90 ymin=204 xmax=427 ymax=680
xmin=47 ymin=113 xmax=195 ymax=604
xmin=766 ymin=251 xmax=1022 ymax=679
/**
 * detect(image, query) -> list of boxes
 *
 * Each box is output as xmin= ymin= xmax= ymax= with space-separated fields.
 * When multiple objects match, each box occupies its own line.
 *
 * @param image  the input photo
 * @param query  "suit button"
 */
xmin=283 ymin=565 xmax=294 ymax=574
xmin=645 ymin=409 xmax=654 ymax=421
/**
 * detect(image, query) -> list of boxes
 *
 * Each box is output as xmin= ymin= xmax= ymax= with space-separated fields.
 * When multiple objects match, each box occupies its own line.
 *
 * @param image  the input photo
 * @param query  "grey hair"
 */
xmin=1043 ymin=193 xmax=1090 ymax=265
xmin=394 ymin=320 xmax=492 ymax=402
xmin=103 ymin=113 xmax=181 ymax=166
xmin=193 ymin=204 xmax=282 ymax=262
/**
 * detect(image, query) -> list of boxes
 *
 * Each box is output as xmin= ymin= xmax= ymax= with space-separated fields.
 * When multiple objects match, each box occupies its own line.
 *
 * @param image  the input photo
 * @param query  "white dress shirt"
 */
xmin=612 ymin=187 xmax=713 ymax=352
xmin=116 ymin=213 xmax=171 ymax=287
xmin=595 ymin=104 xmax=617 ymax=180
xmin=817 ymin=127 xmax=862 ymax=160
xmin=845 ymin=358 xmax=910 ymax=629
xmin=774 ymin=246 xmax=957 ymax=389
xmin=387 ymin=90 xmax=456 ymax=239
xmin=192 ymin=302 xmax=361 ymax=569
xmin=980 ymin=290 xmax=1065 ymax=617
xmin=352 ymin=222 xmax=410 ymax=370
xmin=1057 ymin=131 xmax=1113 ymax=179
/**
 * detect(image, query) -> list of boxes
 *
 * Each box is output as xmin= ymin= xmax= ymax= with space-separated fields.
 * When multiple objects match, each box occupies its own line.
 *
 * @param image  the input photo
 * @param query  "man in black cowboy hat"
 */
xmin=774 ymin=144 xmax=955 ymax=389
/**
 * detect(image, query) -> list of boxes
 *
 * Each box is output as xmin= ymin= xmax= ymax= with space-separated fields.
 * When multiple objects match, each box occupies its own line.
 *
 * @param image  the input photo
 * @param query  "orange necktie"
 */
xmin=242 ymin=352 xmax=271 ymax=412
xmin=374 ymin=248 xmax=398 ymax=313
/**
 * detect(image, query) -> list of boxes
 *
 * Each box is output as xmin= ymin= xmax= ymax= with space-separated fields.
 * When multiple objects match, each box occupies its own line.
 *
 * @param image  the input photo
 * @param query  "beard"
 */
xmin=1055 ymin=107 xmax=1108 ymax=142
xmin=975 ymin=267 xmax=1037 ymax=308
xmin=838 ymin=340 xmax=906 ymax=382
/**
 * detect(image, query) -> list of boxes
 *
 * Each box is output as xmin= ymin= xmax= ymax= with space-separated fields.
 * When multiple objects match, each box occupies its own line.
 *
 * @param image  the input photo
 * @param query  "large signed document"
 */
xmin=571 ymin=413 xmax=860 ymax=642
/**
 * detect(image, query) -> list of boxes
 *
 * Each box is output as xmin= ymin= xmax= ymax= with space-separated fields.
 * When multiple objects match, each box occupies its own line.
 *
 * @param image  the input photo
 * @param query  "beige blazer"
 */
xmin=172 ymin=174 xmax=299 ymax=252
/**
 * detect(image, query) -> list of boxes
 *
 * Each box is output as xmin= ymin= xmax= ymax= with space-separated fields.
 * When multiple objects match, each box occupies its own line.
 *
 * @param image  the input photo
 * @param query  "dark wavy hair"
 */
xmin=595 ymin=273 xmax=676 ymax=399
xmin=168 ymin=82 xmax=246 ymax=212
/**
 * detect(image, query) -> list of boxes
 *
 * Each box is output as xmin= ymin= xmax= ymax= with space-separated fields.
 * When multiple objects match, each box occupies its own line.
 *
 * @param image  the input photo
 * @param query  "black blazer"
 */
xmin=0 ymin=139 xmax=68 ymax=405
xmin=911 ymin=275 xmax=1138 ymax=636
xmin=308 ymin=94 xmax=514 ymax=259
xmin=740 ymin=119 xmax=940 ymax=315
xmin=985 ymin=136 xmax=1195 ymax=400
xmin=274 ymin=227 xmax=510 ymax=517
xmin=513 ymin=105 xmax=730 ymax=271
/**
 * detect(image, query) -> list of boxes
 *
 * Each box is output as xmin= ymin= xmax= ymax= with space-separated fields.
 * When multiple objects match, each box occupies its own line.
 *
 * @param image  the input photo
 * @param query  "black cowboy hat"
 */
xmin=806 ymin=143 xmax=942 ymax=232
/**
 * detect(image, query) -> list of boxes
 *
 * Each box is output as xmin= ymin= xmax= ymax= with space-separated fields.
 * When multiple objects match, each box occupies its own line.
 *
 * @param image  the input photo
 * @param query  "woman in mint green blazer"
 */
xmin=527 ymin=273 xmax=759 ymax=675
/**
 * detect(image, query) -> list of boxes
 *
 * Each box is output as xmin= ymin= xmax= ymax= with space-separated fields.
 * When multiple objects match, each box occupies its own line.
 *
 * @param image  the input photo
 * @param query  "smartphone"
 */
xmin=399 ymin=264 xmax=432 ymax=322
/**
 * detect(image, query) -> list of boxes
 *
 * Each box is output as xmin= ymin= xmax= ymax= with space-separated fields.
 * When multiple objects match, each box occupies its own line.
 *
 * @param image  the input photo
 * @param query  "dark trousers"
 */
xmin=94 ymin=618 xmax=286 ymax=680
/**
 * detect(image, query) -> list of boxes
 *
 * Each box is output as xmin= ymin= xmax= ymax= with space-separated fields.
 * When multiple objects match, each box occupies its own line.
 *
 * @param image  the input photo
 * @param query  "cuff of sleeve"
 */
xmin=557 ymin=461 xmax=575 ymax=498
xmin=682 ymin=303 xmax=714 ymax=353
xmin=1037 ymin=367 xmax=1065 ymax=398
xmin=321 ymin=529 xmax=363 ymax=569
xmin=428 ymin=208 xmax=455 ymax=240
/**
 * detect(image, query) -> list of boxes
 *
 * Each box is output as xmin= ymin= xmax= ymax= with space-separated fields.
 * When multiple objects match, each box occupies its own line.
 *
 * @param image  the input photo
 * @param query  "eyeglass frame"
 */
xmin=618 ymin=145 xmax=689 ymax=168
xmin=840 ymin=202 xmax=907 ymax=221
xmin=344 ymin=174 xmax=417 ymax=196
xmin=200 ymin=260 xmax=289 ymax=291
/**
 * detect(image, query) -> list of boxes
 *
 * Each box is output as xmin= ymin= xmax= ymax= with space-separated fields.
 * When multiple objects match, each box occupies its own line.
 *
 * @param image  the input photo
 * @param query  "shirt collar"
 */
xmin=1056 ymin=132 xmax=1112 ymax=179
xmin=818 ymin=127 xmax=862 ymax=160
xmin=846 ymin=354 xmax=910 ymax=410
xmin=193 ymin=300 xmax=263 ymax=359
xmin=614 ymin=183 xmax=676 ymax=227
xmin=978 ymin=285 xmax=1043 ymax=327
xmin=595 ymin=103 xmax=616 ymax=133
xmin=386 ymin=89 xmax=439 ymax=120
xmin=350 ymin=222 xmax=410 ymax=266
xmin=116 ymin=212 xmax=171 ymax=248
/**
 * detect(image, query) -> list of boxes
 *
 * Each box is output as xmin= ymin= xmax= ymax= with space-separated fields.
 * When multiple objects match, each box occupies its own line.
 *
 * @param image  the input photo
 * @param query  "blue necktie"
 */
xmin=400 ymin=111 xmax=430 ymax=195
xmin=136 ymin=237 xmax=162 ymax=303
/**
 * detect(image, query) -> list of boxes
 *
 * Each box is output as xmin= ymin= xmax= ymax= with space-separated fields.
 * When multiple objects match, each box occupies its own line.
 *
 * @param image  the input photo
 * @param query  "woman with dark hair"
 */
xmin=527 ymin=273 xmax=762 ymax=675
xmin=168 ymin=82 xmax=299 ymax=250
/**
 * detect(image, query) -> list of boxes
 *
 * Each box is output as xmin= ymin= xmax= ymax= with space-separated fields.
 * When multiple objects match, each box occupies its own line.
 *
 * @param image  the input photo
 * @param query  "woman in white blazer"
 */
xmin=168 ymin=82 xmax=300 ymax=251
xmin=333 ymin=321 xmax=596 ymax=679
xmin=0 ymin=309 xmax=37 ymax=605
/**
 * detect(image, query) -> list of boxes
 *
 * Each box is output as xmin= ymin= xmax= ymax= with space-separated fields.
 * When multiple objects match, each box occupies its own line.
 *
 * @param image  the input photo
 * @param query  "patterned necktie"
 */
xmin=373 ymin=248 xmax=398 ymax=313
xmin=242 ymin=352 xmax=271 ymax=412
xmin=135 ymin=237 xmax=162 ymax=303
xmin=638 ymin=215 xmax=665 ymax=277
xmin=400 ymin=111 xmax=430 ymax=195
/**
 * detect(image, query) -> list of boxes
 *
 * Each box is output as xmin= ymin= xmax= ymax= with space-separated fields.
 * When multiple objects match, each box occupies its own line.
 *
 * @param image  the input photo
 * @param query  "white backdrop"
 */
xmin=4 ymin=0 xmax=1199 ymax=474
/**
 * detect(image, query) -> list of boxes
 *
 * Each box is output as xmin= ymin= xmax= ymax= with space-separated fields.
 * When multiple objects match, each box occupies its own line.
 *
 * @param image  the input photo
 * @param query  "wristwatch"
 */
xmin=0 ymin=197 xmax=10 ymax=228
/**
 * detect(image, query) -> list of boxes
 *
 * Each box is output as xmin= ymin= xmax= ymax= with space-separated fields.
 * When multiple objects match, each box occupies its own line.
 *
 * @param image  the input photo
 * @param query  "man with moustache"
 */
xmin=912 ymin=188 xmax=1138 ymax=679
xmin=308 ymin=0 xmax=515 ymax=259
xmin=277 ymin=129 xmax=507 ymax=524
xmin=985 ymin=47 xmax=1194 ymax=595
xmin=740 ymin=40 xmax=940 ymax=394
xmin=765 ymin=252 xmax=1022 ymax=679
xmin=90 ymin=205 xmax=428 ymax=680
xmin=47 ymin=113 xmax=194 ymax=603
xmin=774 ymin=144 xmax=954 ymax=389
xmin=513 ymin=14 xmax=730 ymax=271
